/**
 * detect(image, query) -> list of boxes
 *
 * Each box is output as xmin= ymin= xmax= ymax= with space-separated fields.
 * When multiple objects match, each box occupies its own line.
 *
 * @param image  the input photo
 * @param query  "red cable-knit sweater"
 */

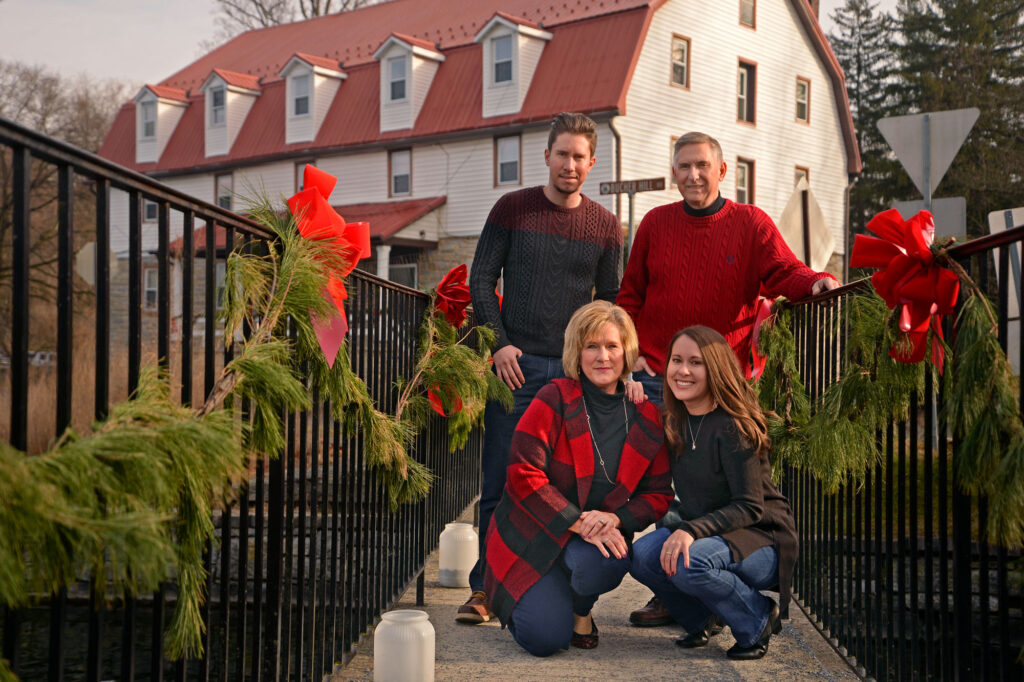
xmin=617 ymin=199 xmax=833 ymax=376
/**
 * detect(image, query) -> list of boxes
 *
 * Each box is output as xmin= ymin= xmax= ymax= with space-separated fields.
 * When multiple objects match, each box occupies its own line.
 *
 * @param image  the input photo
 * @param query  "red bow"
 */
xmin=287 ymin=165 xmax=371 ymax=366
xmin=850 ymin=209 xmax=960 ymax=372
xmin=748 ymin=296 xmax=775 ymax=380
xmin=433 ymin=264 xmax=471 ymax=328
xmin=427 ymin=383 xmax=463 ymax=417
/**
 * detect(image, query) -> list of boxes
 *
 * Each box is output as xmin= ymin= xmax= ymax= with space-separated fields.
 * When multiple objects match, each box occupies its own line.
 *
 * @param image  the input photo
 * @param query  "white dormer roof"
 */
xmin=473 ymin=12 xmax=553 ymax=43
xmin=279 ymin=54 xmax=347 ymax=145
xmin=199 ymin=69 xmax=261 ymax=158
xmin=372 ymin=33 xmax=445 ymax=64
xmin=373 ymin=33 xmax=444 ymax=133
xmin=133 ymin=85 xmax=189 ymax=165
xmin=473 ymin=13 xmax=552 ymax=118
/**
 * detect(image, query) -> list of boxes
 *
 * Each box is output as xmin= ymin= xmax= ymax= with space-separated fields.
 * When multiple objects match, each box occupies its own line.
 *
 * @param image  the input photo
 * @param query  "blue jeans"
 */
xmin=632 ymin=369 xmax=664 ymax=408
xmin=469 ymin=352 xmax=565 ymax=591
xmin=631 ymin=528 xmax=778 ymax=647
xmin=509 ymin=537 xmax=630 ymax=657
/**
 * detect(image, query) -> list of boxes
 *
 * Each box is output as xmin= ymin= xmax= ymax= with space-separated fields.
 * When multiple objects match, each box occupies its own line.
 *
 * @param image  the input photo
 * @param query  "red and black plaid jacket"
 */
xmin=483 ymin=378 xmax=672 ymax=625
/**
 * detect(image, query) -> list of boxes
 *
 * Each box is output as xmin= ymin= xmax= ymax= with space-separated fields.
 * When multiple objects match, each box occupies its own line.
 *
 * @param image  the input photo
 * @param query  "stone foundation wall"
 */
xmin=417 ymin=236 xmax=481 ymax=291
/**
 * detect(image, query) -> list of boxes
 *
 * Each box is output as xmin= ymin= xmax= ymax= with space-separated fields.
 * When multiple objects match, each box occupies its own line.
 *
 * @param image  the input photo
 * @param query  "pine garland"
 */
xmin=0 ymin=192 xmax=504 ymax=676
xmin=757 ymin=283 xmax=1024 ymax=548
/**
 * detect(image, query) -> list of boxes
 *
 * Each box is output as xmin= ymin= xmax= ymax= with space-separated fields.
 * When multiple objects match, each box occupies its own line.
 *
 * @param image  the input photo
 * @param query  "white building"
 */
xmin=99 ymin=0 xmax=860 ymax=292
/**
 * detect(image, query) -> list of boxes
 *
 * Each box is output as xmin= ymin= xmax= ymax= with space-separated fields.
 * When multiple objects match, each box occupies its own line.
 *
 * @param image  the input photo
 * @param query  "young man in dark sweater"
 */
xmin=618 ymin=131 xmax=838 ymax=626
xmin=457 ymin=112 xmax=622 ymax=624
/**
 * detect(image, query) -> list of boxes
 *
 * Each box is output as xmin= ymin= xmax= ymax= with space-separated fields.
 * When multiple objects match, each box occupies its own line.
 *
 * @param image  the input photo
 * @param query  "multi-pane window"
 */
xmin=216 ymin=174 xmax=233 ymax=210
xmin=740 ymin=0 xmax=755 ymax=27
xmin=389 ymin=263 xmax=418 ymax=289
xmin=496 ymin=136 xmax=520 ymax=185
xmin=390 ymin=149 xmax=411 ymax=196
xmin=389 ymin=56 xmax=407 ymax=101
xmin=671 ymin=36 xmax=690 ymax=88
xmin=293 ymin=74 xmax=310 ymax=116
xmin=795 ymin=166 xmax=809 ymax=186
xmin=736 ymin=159 xmax=754 ymax=204
xmin=796 ymin=78 xmax=810 ymax=123
xmin=737 ymin=61 xmax=756 ymax=123
xmin=141 ymin=101 xmax=156 ymax=138
xmin=210 ymin=87 xmax=225 ymax=126
xmin=144 ymin=268 xmax=158 ymax=310
xmin=493 ymin=35 xmax=513 ymax=84
xmin=295 ymin=160 xmax=315 ymax=192
xmin=144 ymin=200 xmax=158 ymax=222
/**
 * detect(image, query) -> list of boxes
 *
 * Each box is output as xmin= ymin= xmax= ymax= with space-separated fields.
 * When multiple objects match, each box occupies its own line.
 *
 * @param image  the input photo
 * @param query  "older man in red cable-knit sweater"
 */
xmin=617 ymin=131 xmax=838 ymax=626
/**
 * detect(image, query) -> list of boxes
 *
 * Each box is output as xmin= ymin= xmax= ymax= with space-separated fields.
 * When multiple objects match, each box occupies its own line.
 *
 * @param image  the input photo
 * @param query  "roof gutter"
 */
xmin=608 ymin=115 xmax=623 ymax=220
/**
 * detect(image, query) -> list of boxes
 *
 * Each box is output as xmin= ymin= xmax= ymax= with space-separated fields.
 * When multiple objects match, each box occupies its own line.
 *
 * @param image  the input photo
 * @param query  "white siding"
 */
xmin=481 ymin=29 xmax=518 ymax=118
xmin=226 ymin=89 xmax=256 ymax=153
xmin=286 ymin=69 xmax=315 ymax=144
xmin=156 ymin=101 xmax=187 ymax=161
xmin=516 ymin=34 xmax=545 ymax=111
xmin=313 ymin=74 xmax=340 ymax=137
xmin=392 ymin=204 xmax=445 ymax=242
xmin=317 ymin=151 xmax=389 ymax=204
xmin=410 ymin=56 xmax=439 ymax=127
xmin=379 ymin=46 xmax=412 ymax=132
xmin=108 ymin=175 xmax=210 ymax=256
xmin=235 ymin=162 xmax=294 ymax=204
xmin=204 ymin=79 xmax=258 ymax=157
xmin=615 ymin=0 xmax=849 ymax=253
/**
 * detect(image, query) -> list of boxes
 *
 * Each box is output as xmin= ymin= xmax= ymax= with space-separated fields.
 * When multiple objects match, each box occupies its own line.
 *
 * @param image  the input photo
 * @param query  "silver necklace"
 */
xmin=582 ymin=395 xmax=629 ymax=483
xmin=687 ymin=411 xmax=709 ymax=450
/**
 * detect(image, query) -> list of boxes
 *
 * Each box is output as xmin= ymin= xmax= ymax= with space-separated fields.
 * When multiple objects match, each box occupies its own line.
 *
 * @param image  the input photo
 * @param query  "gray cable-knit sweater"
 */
xmin=469 ymin=186 xmax=621 ymax=357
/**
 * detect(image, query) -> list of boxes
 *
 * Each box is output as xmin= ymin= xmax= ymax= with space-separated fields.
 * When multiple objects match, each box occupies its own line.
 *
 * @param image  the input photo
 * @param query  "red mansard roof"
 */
xmin=491 ymin=11 xmax=545 ymax=31
xmin=99 ymin=0 xmax=859 ymax=176
xmin=292 ymin=52 xmax=344 ymax=71
xmin=388 ymin=32 xmax=439 ymax=52
xmin=145 ymin=85 xmax=189 ymax=101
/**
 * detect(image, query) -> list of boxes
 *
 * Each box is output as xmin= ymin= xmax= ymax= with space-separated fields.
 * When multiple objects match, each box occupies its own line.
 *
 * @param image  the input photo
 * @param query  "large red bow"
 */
xmin=287 ymin=165 xmax=371 ymax=367
xmin=433 ymin=264 xmax=471 ymax=328
xmin=850 ymin=208 xmax=960 ymax=372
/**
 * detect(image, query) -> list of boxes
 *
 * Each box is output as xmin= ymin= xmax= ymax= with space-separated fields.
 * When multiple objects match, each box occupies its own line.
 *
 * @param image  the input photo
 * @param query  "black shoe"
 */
xmin=726 ymin=602 xmax=781 ymax=661
xmin=675 ymin=615 xmax=723 ymax=649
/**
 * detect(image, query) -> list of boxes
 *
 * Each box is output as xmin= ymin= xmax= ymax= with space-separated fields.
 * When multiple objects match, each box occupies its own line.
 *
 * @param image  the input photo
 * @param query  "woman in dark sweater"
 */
xmin=484 ymin=301 xmax=672 ymax=656
xmin=630 ymin=325 xmax=797 ymax=660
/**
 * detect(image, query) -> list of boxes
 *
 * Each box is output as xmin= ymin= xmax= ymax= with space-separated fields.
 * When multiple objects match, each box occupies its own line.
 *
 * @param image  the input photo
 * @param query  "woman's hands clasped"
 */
xmin=660 ymin=529 xmax=695 ymax=576
xmin=573 ymin=510 xmax=628 ymax=559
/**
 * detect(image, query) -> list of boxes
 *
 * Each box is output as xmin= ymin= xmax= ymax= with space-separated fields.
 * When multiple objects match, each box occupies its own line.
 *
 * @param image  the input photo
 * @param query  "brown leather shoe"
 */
xmin=455 ymin=590 xmax=493 ymax=624
xmin=629 ymin=596 xmax=673 ymax=627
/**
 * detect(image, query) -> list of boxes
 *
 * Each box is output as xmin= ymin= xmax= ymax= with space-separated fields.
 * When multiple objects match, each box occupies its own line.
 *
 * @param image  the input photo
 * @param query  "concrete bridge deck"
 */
xmin=334 ymin=521 xmax=859 ymax=681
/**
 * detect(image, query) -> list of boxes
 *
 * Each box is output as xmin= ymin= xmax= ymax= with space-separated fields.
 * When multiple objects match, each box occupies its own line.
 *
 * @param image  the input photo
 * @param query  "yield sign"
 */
xmin=877 ymin=108 xmax=979 ymax=198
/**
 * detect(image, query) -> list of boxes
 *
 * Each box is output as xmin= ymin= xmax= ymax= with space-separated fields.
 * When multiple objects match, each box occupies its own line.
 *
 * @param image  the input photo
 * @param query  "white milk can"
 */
xmin=373 ymin=610 xmax=435 ymax=682
xmin=437 ymin=522 xmax=477 ymax=587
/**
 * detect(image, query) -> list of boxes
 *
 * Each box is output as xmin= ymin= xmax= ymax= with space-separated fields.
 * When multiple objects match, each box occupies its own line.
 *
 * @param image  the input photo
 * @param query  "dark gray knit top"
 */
xmin=468 ymin=186 xmax=621 ymax=357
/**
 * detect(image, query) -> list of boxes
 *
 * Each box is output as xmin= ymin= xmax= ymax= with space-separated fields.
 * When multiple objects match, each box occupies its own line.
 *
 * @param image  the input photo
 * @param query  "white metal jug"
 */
xmin=373 ymin=610 xmax=434 ymax=682
xmin=437 ymin=522 xmax=478 ymax=588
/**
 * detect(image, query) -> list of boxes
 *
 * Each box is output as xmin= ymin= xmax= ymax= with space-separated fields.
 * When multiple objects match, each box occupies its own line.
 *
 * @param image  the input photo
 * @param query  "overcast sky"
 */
xmin=1 ymin=0 xmax=900 ymax=86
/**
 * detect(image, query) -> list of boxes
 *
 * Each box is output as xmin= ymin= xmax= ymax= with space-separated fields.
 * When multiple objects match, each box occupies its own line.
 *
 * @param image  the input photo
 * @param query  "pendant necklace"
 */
xmin=582 ymin=395 xmax=629 ymax=483
xmin=687 ymin=410 xmax=709 ymax=450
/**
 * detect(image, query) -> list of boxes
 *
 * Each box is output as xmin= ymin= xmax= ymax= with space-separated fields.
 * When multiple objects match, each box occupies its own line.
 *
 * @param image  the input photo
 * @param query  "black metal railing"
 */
xmin=785 ymin=229 xmax=1024 ymax=681
xmin=0 ymin=116 xmax=481 ymax=680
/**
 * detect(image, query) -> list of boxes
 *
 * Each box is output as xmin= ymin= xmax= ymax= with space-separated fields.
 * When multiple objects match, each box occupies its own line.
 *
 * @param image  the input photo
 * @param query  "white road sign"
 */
xmin=877 ymin=108 xmax=979 ymax=198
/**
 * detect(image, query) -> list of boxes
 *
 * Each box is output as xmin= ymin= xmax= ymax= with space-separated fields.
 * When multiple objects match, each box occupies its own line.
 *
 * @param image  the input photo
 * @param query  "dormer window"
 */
xmin=140 ymin=101 xmax=156 ymax=139
xmin=493 ymin=36 xmax=513 ymax=84
xmin=388 ymin=56 xmax=407 ymax=102
xmin=210 ymin=87 xmax=226 ymax=126
xmin=293 ymin=74 xmax=310 ymax=116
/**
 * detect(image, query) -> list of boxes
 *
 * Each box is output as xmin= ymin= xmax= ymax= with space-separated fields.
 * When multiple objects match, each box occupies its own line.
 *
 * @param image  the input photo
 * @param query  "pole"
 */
xmin=801 ymin=188 xmax=811 ymax=266
xmin=625 ymin=190 xmax=636 ymax=265
xmin=923 ymin=114 xmax=932 ymax=212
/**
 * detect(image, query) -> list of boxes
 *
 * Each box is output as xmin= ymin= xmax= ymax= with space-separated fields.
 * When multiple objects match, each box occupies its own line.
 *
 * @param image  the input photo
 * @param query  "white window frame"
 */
xmin=492 ymin=35 xmax=513 ymax=85
xmin=796 ymin=77 xmax=810 ymax=123
xmin=295 ymin=160 xmax=315 ymax=192
xmin=292 ymin=73 xmax=310 ymax=117
xmin=140 ymin=101 xmax=156 ymax=139
xmin=740 ymin=0 xmax=756 ymax=28
xmin=388 ymin=56 xmax=407 ymax=102
xmin=144 ymin=200 xmax=158 ymax=222
xmin=209 ymin=86 xmax=226 ymax=126
xmin=737 ymin=61 xmax=756 ymax=123
xmin=671 ymin=35 xmax=690 ymax=88
xmin=144 ymin=268 xmax=159 ymax=310
xmin=216 ymin=174 xmax=233 ymax=210
xmin=736 ymin=158 xmax=754 ymax=204
xmin=389 ymin=149 xmax=411 ymax=197
xmin=495 ymin=135 xmax=520 ymax=186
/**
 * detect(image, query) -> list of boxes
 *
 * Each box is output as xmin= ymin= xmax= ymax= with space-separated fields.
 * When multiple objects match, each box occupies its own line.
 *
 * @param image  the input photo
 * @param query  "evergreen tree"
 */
xmin=894 ymin=0 xmax=1024 ymax=237
xmin=829 ymin=0 xmax=907 ymax=236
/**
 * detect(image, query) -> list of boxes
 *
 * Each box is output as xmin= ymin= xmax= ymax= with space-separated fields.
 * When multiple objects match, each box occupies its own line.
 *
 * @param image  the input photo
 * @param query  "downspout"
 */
xmin=608 ymin=116 xmax=623 ymax=221
xmin=843 ymin=172 xmax=859 ymax=283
